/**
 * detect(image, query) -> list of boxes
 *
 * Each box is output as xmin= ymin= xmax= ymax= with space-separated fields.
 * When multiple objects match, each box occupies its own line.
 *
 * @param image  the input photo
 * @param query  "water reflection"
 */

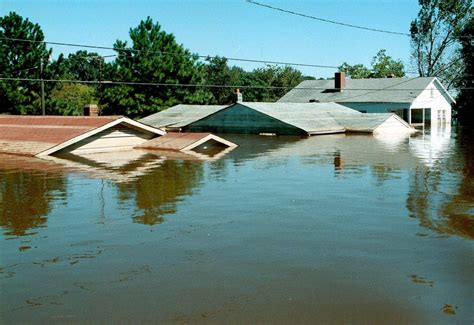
xmin=0 ymin=128 xmax=471 ymax=238
xmin=406 ymin=127 xmax=474 ymax=239
xmin=53 ymin=150 xmax=208 ymax=226
xmin=117 ymin=160 xmax=205 ymax=225
xmin=0 ymin=155 xmax=67 ymax=236
xmin=409 ymin=124 xmax=453 ymax=167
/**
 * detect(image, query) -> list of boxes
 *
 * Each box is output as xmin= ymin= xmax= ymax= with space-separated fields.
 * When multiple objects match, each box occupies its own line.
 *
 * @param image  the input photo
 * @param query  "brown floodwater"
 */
xmin=1 ymin=125 xmax=473 ymax=324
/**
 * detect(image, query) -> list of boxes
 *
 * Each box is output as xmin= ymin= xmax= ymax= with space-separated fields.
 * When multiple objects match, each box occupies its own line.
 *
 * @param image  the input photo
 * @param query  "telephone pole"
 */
xmin=40 ymin=58 xmax=45 ymax=115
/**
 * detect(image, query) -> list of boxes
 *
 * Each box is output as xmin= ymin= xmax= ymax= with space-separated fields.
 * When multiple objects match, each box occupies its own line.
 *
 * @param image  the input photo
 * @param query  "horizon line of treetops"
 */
xmin=1 ymin=3 xmax=472 ymax=125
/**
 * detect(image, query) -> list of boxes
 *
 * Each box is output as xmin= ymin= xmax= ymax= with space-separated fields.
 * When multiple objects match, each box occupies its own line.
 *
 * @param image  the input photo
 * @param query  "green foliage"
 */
xmin=454 ymin=14 xmax=473 ymax=125
xmin=202 ymin=56 xmax=245 ymax=104
xmin=47 ymin=83 xmax=98 ymax=116
xmin=410 ymin=0 xmax=472 ymax=87
xmin=101 ymin=17 xmax=212 ymax=117
xmin=60 ymin=50 xmax=106 ymax=81
xmin=338 ymin=63 xmax=371 ymax=79
xmin=250 ymin=65 xmax=305 ymax=101
xmin=0 ymin=12 xmax=51 ymax=114
xmin=201 ymin=59 xmax=307 ymax=103
xmin=339 ymin=49 xmax=405 ymax=79
xmin=370 ymin=49 xmax=405 ymax=78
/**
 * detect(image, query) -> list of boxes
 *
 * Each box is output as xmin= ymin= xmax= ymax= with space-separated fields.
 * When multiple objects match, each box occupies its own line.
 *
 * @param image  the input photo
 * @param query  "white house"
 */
xmin=278 ymin=72 xmax=455 ymax=126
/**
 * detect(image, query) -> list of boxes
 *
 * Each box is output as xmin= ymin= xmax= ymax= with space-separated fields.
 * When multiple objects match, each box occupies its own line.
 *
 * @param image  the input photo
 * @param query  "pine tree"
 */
xmin=0 ymin=12 xmax=51 ymax=114
xmin=101 ymin=17 xmax=212 ymax=117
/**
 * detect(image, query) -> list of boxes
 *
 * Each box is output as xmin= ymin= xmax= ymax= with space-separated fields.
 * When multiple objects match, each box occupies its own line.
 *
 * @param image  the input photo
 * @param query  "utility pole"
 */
xmin=40 ymin=58 xmax=45 ymax=115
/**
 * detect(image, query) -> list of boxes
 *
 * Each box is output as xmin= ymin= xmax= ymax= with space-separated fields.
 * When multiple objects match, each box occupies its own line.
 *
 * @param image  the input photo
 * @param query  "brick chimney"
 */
xmin=83 ymin=104 xmax=99 ymax=116
xmin=235 ymin=88 xmax=243 ymax=103
xmin=334 ymin=72 xmax=346 ymax=91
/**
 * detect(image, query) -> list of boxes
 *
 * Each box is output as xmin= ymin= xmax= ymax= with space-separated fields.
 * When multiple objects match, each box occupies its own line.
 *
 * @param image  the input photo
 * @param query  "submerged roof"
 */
xmin=238 ymin=102 xmax=359 ymax=134
xmin=138 ymin=132 xmax=237 ymax=151
xmin=336 ymin=113 xmax=410 ymax=133
xmin=139 ymin=104 xmax=228 ymax=129
xmin=139 ymin=102 xmax=414 ymax=135
xmin=0 ymin=116 xmax=164 ymax=157
xmin=278 ymin=77 xmax=438 ymax=103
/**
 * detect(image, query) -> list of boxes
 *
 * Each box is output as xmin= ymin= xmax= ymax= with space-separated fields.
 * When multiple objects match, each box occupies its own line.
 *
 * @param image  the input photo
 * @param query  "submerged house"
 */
xmin=0 ymin=115 xmax=236 ymax=157
xmin=140 ymin=102 xmax=414 ymax=136
xmin=278 ymin=72 xmax=455 ymax=125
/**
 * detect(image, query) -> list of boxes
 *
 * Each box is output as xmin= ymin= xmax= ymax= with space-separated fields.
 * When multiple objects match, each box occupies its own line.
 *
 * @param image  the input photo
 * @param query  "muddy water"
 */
xmin=1 ymin=126 xmax=473 ymax=324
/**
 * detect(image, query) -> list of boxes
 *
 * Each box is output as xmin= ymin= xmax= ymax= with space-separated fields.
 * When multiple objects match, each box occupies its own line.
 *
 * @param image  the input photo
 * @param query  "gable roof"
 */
xmin=0 ymin=116 xmax=164 ymax=157
xmin=139 ymin=104 xmax=228 ymax=130
xmin=138 ymin=132 xmax=237 ymax=151
xmin=139 ymin=102 xmax=415 ymax=135
xmin=237 ymin=102 xmax=357 ymax=134
xmin=278 ymin=77 xmax=442 ymax=103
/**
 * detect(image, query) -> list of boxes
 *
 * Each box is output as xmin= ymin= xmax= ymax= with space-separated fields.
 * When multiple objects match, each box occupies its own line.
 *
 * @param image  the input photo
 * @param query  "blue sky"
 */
xmin=2 ymin=0 xmax=420 ymax=78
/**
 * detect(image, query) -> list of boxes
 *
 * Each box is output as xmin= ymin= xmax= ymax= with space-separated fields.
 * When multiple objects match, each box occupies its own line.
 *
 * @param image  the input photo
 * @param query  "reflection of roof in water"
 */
xmin=221 ymin=133 xmax=421 ymax=169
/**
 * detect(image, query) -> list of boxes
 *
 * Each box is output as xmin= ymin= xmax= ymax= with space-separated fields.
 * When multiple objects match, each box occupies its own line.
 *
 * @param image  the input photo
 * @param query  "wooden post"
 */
xmin=40 ymin=58 xmax=45 ymax=116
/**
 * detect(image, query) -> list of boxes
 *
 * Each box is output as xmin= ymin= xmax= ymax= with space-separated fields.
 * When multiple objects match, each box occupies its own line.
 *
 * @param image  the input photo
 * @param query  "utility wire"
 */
xmin=0 ymin=36 xmax=339 ymax=69
xmin=247 ymin=0 xmax=410 ymax=36
xmin=247 ymin=0 xmax=474 ymax=39
xmin=1 ymin=77 xmax=472 ymax=90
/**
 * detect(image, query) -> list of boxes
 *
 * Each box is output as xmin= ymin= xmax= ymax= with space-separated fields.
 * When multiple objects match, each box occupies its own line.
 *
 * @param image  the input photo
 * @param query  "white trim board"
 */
xmin=36 ymin=117 xmax=165 ymax=157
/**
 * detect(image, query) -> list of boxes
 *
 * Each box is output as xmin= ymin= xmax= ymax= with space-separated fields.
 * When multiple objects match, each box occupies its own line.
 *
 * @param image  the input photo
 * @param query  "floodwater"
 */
xmin=1 ymin=125 xmax=473 ymax=324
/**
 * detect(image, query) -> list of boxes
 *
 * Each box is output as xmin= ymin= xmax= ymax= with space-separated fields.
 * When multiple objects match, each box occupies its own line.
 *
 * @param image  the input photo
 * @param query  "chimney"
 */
xmin=334 ymin=72 xmax=346 ymax=91
xmin=235 ymin=88 xmax=243 ymax=103
xmin=83 ymin=104 xmax=99 ymax=116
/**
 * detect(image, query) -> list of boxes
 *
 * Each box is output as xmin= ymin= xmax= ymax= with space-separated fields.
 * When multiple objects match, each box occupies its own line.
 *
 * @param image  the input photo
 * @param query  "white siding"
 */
xmin=410 ymin=81 xmax=452 ymax=123
xmin=67 ymin=125 xmax=155 ymax=155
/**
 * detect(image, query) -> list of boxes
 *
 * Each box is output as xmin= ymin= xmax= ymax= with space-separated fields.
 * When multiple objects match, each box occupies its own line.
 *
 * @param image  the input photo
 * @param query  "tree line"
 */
xmin=0 ymin=0 xmax=472 ymax=125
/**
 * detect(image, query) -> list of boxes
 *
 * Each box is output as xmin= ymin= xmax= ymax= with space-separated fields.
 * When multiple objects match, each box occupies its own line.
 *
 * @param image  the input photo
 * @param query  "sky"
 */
xmin=2 ymin=0 xmax=420 ymax=79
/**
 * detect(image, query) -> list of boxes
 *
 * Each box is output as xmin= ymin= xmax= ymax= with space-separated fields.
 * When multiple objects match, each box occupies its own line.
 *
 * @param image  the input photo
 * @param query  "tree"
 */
xmin=101 ymin=17 xmax=212 ymax=117
xmin=338 ymin=63 xmax=371 ymax=79
xmin=202 ymin=56 xmax=245 ymax=104
xmin=370 ymin=49 xmax=405 ymax=78
xmin=454 ymin=14 xmax=473 ymax=125
xmin=410 ymin=0 xmax=472 ymax=88
xmin=339 ymin=49 xmax=405 ymax=78
xmin=47 ymin=83 xmax=98 ymax=116
xmin=0 ymin=12 xmax=51 ymax=114
xmin=60 ymin=50 xmax=106 ymax=81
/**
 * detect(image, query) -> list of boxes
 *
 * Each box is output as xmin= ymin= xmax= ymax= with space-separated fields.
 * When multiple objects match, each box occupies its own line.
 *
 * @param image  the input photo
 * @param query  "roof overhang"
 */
xmin=432 ymin=77 xmax=456 ymax=104
xmin=35 ymin=117 xmax=165 ymax=157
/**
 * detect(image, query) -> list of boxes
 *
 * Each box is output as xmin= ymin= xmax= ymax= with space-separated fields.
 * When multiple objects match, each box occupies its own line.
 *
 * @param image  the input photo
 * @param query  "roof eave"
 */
xmin=35 ymin=117 xmax=164 ymax=157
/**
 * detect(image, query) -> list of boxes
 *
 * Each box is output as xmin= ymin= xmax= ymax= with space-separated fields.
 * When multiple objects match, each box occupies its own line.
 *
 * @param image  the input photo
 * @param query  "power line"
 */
xmin=247 ymin=0 xmax=474 ymax=39
xmin=247 ymin=0 xmax=410 ymax=36
xmin=0 ymin=36 xmax=339 ymax=69
xmin=1 ymin=76 xmax=472 ymax=90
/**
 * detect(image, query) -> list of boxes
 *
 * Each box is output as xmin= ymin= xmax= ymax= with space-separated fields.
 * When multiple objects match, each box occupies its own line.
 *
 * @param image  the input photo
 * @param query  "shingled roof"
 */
xmin=139 ymin=104 xmax=228 ymax=130
xmin=277 ymin=77 xmax=451 ymax=103
xmin=139 ymin=102 xmax=414 ymax=135
xmin=0 ymin=116 xmax=163 ymax=156
xmin=239 ymin=102 xmax=358 ymax=134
